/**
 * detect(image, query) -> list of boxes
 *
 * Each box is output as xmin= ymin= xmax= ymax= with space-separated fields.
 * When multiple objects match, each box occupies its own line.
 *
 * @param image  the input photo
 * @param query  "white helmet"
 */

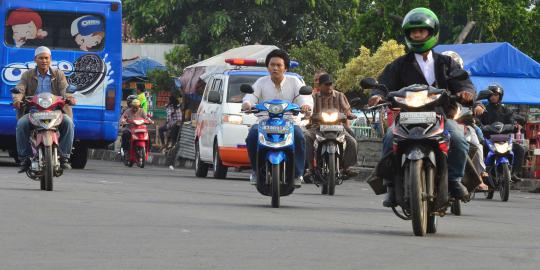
xmin=441 ymin=50 xmax=464 ymax=69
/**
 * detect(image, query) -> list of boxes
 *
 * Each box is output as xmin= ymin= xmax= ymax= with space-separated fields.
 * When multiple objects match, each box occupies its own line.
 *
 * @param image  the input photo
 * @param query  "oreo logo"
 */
xmin=69 ymin=54 xmax=106 ymax=95
xmin=2 ymin=61 xmax=73 ymax=85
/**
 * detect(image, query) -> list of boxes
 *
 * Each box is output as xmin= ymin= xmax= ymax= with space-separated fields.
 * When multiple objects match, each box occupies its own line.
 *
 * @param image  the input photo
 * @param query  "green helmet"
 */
xmin=402 ymin=7 xmax=439 ymax=53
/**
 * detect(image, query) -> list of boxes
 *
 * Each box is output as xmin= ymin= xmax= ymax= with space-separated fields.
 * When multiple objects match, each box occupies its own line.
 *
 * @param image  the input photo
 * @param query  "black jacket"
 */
xmin=373 ymin=52 xmax=476 ymax=98
xmin=479 ymin=103 xmax=514 ymax=126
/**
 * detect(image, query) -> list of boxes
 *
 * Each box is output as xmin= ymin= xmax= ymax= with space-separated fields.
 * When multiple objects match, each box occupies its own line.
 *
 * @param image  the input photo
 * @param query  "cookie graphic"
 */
xmin=69 ymin=54 xmax=106 ymax=95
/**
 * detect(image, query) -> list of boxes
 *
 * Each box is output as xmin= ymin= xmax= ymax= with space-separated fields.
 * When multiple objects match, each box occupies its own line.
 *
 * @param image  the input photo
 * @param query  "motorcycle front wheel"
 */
xmin=499 ymin=163 xmax=510 ymax=202
xmin=409 ymin=159 xmax=428 ymax=236
xmin=271 ymin=162 xmax=281 ymax=208
xmin=42 ymin=146 xmax=54 ymax=191
xmin=327 ymin=152 xmax=336 ymax=196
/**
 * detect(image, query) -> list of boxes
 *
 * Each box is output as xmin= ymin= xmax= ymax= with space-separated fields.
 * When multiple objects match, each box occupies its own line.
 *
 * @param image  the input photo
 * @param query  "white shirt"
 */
xmin=414 ymin=51 xmax=436 ymax=86
xmin=242 ymin=75 xmax=313 ymax=109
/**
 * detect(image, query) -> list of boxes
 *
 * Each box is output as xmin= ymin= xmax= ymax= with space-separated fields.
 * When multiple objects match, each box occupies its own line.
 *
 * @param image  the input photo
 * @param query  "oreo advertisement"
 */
xmin=2 ymin=53 xmax=114 ymax=107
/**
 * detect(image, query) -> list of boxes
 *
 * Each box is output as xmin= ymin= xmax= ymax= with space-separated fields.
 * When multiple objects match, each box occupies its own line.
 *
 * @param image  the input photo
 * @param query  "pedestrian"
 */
xmin=158 ymin=95 xmax=182 ymax=149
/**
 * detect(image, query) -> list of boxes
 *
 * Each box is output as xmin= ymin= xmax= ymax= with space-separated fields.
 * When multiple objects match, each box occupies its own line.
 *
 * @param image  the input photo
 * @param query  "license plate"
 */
xmin=399 ymin=112 xmax=437 ymax=124
xmin=262 ymin=125 xmax=289 ymax=134
xmin=320 ymin=125 xmax=343 ymax=132
xmin=31 ymin=111 xmax=59 ymax=120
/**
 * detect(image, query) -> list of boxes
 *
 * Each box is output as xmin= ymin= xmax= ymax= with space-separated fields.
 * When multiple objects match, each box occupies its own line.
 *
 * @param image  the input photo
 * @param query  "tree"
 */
xmin=123 ymin=0 xmax=361 ymax=60
xmin=147 ymin=69 xmax=176 ymax=92
xmin=335 ymin=40 xmax=405 ymax=93
xmin=289 ymin=40 xmax=342 ymax=83
xmin=164 ymin=45 xmax=194 ymax=76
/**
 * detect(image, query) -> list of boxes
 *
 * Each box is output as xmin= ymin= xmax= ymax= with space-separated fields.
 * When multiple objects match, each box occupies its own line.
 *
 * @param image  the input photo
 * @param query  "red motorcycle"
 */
xmin=11 ymin=90 xmax=72 ymax=191
xmin=121 ymin=118 xmax=151 ymax=168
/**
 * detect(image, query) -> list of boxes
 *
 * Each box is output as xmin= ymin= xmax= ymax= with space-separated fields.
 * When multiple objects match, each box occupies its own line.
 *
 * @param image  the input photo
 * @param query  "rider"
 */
xmin=368 ymin=8 xmax=475 ymax=206
xmin=473 ymin=84 xmax=526 ymax=182
xmin=441 ymin=50 xmax=489 ymax=191
xmin=13 ymin=46 xmax=76 ymax=172
xmin=120 ymin=98 xmax=153 ymax=153
xmin=304 ymin=73 xmax=358 ymax=178
xmin=242 ymin=49 xmax=313 ymax=187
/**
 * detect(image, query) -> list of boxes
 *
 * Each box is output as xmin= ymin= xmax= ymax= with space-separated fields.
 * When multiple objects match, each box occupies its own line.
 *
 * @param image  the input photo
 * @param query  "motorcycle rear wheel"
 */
xmin=451 ymin=200 xmax=461 ymax=216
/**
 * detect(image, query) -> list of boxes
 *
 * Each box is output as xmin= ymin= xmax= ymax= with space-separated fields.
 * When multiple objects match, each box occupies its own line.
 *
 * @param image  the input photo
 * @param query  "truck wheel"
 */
xmin=213 ymin=143 xmax=228 ymax=179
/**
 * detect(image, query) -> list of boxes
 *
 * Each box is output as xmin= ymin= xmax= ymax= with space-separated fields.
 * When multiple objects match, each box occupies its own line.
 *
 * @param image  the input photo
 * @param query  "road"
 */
xmin=0 ymin=159 xmax=539 ymax=270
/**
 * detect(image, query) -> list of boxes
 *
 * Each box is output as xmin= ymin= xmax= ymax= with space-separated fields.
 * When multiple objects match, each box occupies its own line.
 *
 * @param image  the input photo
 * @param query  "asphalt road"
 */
xmin=0 ymin=159 xmax=539 ymax=270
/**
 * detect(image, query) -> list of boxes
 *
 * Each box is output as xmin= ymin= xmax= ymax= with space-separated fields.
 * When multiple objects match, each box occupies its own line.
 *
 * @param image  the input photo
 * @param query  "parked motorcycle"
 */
xmin=240 ymin=84 xmax=312 ymax=208
xmin=11 ymin=89 xmax=72 ymax=191
xmin=481 ymin=122 xmax=515 ymax=201
xmin=121 ymin=118 xmax=151 ymax=168
xmin=311 ymin=111 xmax=356 ymax=195
xmin=362 ymin=69 xmax=471 ymax=236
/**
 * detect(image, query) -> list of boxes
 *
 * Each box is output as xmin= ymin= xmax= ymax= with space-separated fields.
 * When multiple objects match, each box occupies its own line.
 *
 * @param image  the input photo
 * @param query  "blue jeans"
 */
xmin=246 ymin=124 xmax=305 ymax=178
xmin=16 ymin=114 xmax=75 ymax=159
xmin=382 ymin=119 xmax=468 ymax=181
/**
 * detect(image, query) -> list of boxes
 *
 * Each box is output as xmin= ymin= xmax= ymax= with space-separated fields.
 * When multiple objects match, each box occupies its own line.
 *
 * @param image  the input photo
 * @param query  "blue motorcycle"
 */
xmin=240 ymin=84 xmax=312 ymax=208
xmin=482 ymin=122 xmax=515 ymax=202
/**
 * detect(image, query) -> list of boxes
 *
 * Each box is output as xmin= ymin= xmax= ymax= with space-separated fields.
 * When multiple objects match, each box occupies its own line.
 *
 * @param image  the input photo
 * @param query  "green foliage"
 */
xmin=164 ymin=45 xmax=194 ymax=76
xmin=335 ymin=40 xmax=405 ymax=93
xmin=289 ymin=40 xmax=342 ymax=83
xmin=124 ymin=0 xmax=540 ymax=64
xmin=147 ymin=69 xmax=176 ymax=92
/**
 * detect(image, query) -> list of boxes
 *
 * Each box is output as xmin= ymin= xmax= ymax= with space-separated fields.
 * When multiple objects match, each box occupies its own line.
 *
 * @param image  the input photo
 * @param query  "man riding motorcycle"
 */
xmin=13 ymin=46 xmax=76 ymax=172
xmin=304 ymin=73 xmax=358 ymax=178
xmin=120 ymin=98 xmax=153 ymax=153
xmin=474 ymin=84 xmax=525 ymax=182
xmin=368 ymin=8 xmax=475 ymax=207
xmin=242 ymin=49 xmax=313 ymax=187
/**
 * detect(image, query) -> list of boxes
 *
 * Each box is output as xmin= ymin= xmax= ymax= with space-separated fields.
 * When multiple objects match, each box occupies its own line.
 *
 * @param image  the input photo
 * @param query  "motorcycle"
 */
xmin=121 ymin=118 xmax=151 ymax=168
xmin=240 ymin=84 xmax=312 ymax=208
xmin=481 ymin=122 xmax=515 ymax=202
xmin=11 ymin=89 xmax=72 ymax=191
xmin=311 ymin=111 xmax=356 ymax=195
xmin=361 ymin=69 xmax=472 ymax=236
xmin=452 ymin=105 xmax=484 ymax=215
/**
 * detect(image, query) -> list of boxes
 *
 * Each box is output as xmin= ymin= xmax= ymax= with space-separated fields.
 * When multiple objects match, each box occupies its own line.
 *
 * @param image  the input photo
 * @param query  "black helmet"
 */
xmin=402 ymin=7 xmax=440 ymax=53
xmin=488 ymin=84 xmax=504 ymax=101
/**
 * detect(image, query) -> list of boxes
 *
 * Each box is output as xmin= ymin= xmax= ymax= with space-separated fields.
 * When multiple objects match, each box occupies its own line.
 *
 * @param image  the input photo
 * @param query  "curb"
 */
xmin=88 ymin=149 xmax=540 ymax=192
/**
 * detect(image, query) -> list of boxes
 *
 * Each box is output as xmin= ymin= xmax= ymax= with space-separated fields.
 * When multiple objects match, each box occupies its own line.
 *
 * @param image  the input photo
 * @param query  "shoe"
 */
xmin=294 ymin=176 xmax=303 ymax=188
xmin=449 ymin=180 xmax=469 ymax=199
xmin=383 ymin=186 xmax=397 ymax=207
xmin=342 ymin=168 xmax=358 ymax=179
xmin=60 ymin=157 xmax=72 ymax=170
xmin=18 ymin=158 xmax=30 ymax=173
xmin=511 ymin=173 xmax=522 ymax=183
xmin=303 ymin=169 xmax=313 ymax=184
xmin=250 ymin=172 xmax=257 ymax=185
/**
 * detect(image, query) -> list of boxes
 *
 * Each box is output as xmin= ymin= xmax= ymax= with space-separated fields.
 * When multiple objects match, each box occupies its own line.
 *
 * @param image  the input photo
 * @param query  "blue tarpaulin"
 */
xmin=434 ymin=42 xmax=540 ymax=104
xmin=122 ymin=58 xmax=166 ymax=82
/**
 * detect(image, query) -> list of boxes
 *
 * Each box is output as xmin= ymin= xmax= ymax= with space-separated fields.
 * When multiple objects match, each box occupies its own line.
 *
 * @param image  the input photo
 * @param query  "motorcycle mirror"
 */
xmin=299 ymin=86 xmax=313 ymax=95
xmin=477 ymin=89 xmax=492 ymax=100
xmin=10 ymin=88 xmax=21 ymax=94
xmin=448 ymin=69 xmax=469 ymax=81
xmin=240 ymin=84 xmax=254 ymax=94
xmin=360 ymin=77 xmax=378 ymax=89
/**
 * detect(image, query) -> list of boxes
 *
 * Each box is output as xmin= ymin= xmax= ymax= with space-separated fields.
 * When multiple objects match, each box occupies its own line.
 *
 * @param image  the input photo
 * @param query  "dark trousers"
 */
xmin=246 ymin=124 xmax=305 ymax=178
xmin=121 ymin=130 xmax=131 ymax=151
xmin=512 ymin=143 xmax=525 ymax=174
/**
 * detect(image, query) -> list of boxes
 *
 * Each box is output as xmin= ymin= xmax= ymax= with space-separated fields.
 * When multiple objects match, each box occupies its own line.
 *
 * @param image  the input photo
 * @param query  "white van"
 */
xmin=194 ymin=66 xmax=304 ymax=179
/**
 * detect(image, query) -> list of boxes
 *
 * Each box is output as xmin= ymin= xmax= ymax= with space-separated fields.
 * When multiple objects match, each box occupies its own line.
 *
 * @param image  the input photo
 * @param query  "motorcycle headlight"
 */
xmin=494 ymin=142 xmax=511 ymax=153
xmin=38 ymin=97 xmax=53 ymax=109
xmin=394 ymin=90 xmax=441 ymax=108
xmin=222 ymin=114 xmax=243 ymax=125
xmin=321 ymin=112 xmax=339 ymax=123
xmin=258 ymin=132 xmax=293 ymax=147
xmin=264 ymin=103 xmax=288 ymax=114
